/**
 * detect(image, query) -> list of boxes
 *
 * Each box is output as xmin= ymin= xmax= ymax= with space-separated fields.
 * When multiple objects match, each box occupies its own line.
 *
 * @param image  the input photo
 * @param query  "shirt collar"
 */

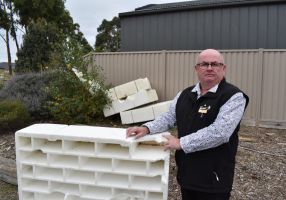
xmin=191 ymin=82 xmax=219 ymax=97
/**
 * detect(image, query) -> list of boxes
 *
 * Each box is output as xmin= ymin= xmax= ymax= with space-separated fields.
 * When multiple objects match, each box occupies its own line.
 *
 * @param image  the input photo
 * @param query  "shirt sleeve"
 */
xmin=180 ymin=92 xmax=247 ymax=154
xmin=143 ymin=92 xmax=181 ymax=134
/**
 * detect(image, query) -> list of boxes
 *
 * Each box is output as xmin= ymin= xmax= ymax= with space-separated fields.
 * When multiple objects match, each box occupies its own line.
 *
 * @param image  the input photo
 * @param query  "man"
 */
xmin=126 ymin=49 xmax=249 ymax=200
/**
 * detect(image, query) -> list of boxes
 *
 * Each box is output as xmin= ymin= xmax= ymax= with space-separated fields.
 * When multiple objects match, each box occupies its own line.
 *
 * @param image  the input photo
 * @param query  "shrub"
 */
xmin=46 ymin=30 xmax=109 ymax=124
xmin=0 ymin=100 xmax=31 ymax=132
xmin=0 ymin=71 xmax=56 ymax=118
xmin=47 ymin=65 xmax=110 ymax=124
xmin=0 ymin=80 xmax=3 ymax=90
xmin=0 ymin=71 xmax=11 ymax=90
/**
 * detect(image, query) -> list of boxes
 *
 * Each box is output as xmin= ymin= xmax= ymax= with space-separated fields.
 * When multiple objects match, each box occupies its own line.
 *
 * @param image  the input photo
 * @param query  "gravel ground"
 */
xmin=0 ymin=125 xmax=285 ymax=200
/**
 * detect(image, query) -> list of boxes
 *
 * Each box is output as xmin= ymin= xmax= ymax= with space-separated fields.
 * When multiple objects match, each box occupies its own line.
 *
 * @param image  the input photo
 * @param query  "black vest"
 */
xmin=175 ymin=79 xmax=249 ymax=193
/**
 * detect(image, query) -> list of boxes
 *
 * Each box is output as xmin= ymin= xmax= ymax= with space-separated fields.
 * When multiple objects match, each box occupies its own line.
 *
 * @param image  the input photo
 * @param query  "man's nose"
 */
xmin=206 ymin=64 xmax=213 ymax=69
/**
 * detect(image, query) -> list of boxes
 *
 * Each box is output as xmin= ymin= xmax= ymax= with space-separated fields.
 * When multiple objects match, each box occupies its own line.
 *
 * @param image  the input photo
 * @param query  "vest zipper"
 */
xmin=213 ymin=171 xmax=220 ymax=182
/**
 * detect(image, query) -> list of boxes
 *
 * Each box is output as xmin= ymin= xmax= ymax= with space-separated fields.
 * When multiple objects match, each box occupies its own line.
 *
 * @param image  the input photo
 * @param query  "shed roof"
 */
xmin=119 ymin=0 xmax=286 ymax=17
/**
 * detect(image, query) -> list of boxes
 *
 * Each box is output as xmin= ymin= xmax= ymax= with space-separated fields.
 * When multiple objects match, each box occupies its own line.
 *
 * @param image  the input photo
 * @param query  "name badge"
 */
xmin=198 ymin=105 xmax=211 ymax=116
xmin=198 ymin=108 xmax=208 ymax=114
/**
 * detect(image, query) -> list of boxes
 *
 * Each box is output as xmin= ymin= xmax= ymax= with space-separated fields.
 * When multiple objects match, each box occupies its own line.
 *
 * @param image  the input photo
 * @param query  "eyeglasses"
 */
xmin=196 ymin=62 xmax=224 ymax=68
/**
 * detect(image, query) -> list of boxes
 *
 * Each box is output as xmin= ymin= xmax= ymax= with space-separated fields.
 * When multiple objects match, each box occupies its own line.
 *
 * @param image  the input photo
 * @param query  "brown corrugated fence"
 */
xmin=87 ymin=49 xmax=286 ymax=129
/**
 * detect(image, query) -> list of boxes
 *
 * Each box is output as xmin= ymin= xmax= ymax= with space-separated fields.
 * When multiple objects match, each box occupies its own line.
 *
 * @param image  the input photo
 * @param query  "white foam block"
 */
xmin=120 ymin=101 xmax=172 ymax=124
xmin=135 ymin=78 xmax=151 ymax=91
xmin=147 ymin=89 xmax=159 ymax=102
xmin=103 ymin=105 xmax=116 ymax=117
xmin=120 ymin=110 xmax=133 ymax=124
xmin=107 ymin=88 xmax=117 ymax=101
xmin=114 ymin=81 xmax=137 ymax=99
xmin=104 ymin=89 xmax=159 ymax=116
xmin=132 ymin=106 xmax=155 ymax=123
xmin=112 ymin=98 xmax=135 ymax=113
xmin=133 ymin=89 xmax=158 ymax=107
xmin=153 ymin=101 xmax=172 ymax=118
xmin=16 ymin=124 xmax=170 ymax=200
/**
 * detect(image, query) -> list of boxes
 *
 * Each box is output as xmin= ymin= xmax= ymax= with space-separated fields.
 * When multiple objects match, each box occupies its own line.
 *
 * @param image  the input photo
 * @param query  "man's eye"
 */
xmin=211 ymin=62 xmax=219 ymax=67
xmin=202 ymin=63 xmax=209 ymax=67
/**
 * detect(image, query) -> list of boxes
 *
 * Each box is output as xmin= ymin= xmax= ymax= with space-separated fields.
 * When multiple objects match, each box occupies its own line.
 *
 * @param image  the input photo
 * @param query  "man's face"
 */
xmin=195 ymin=51 xmax=226 ymax=86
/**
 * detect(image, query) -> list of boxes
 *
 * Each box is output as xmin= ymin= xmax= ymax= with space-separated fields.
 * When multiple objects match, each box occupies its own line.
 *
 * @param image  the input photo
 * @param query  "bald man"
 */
xmin=126 ymin=49 xmax=249 ymax=200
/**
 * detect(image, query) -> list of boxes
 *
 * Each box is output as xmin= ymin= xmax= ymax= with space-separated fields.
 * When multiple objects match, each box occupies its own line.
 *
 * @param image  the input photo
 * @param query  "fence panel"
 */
xmin=89 ymin=49 xmax=286 ymax=129
xmin=91 ymin=52 xmax=166 ymax=100
xmin=222 ymin=50 xmax=261 ymax=126
xmin=260 ymin=50 xmax=286 ymax=128
xmin=165 ymin=51 xmax=199 ymax=100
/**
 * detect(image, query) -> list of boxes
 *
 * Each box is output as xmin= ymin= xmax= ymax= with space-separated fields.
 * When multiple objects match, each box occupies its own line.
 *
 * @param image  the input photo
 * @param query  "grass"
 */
xmin=0 ymin=70 xmax=11 ymax=89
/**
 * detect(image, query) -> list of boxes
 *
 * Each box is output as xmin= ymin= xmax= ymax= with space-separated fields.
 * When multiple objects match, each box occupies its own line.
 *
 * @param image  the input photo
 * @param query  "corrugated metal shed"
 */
xmin=119 ymin=0 xmax=286 ymax=51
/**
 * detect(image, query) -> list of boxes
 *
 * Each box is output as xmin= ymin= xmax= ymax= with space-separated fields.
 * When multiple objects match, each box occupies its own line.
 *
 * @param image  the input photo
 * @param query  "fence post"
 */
xmin=256 ymin=48 xmax=264 ymax=127
xmin=161 ymin=50 xmax=167 ymax=100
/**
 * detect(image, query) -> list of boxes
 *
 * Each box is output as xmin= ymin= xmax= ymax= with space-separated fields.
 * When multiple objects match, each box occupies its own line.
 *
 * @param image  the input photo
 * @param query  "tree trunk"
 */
xmin=14 ymin=34 xmax=19 ymax=51
xmin=8 ymin=0 xmax=19 ymax=51
xmin=5 ymin=29 xmax=12 ymax=75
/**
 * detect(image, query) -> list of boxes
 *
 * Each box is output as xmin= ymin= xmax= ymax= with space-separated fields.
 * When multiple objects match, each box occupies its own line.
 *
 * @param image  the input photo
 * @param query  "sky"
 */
xmin=0 ymin=0 xmax=189 ymax=63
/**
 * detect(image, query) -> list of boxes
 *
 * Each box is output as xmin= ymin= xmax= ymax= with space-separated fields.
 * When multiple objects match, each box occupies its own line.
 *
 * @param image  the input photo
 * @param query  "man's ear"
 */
xmin=194 ymin=65 xmax=199 ymax=71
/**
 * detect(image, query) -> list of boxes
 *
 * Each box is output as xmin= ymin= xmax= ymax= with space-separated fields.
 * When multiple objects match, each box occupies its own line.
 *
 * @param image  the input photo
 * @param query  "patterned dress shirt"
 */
xmin=144 ymin=82 xmax=247 ymax=154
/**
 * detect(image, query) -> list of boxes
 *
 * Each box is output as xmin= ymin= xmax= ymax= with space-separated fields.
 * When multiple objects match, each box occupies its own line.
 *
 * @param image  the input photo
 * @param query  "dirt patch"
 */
xmin=0 ymin=179 xmax=18 ymax=200
xmin=0 ymin=125 xmax=285 ymax=200
xmin=0 ymin=131 xmax=16 ymax=160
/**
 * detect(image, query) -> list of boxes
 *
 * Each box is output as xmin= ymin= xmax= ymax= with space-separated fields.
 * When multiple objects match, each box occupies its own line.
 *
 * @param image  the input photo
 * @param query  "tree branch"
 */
xmin=0 ymin=33 xmax=7 ymax=42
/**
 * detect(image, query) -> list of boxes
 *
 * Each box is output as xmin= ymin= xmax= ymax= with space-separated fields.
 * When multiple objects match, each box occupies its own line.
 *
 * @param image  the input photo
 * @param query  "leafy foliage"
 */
xmin=47 ymin=66 xmax=110 ymax=124
xmin=46 ymin=32 xmax=110 ymax=124
xmin=15 ymin=19 xmax=64 ymax=72
xmin=0 ymin=71 xmax=56 ymax=117
xmin=0 ymin=71 xmax=11 ymax=89
xmin=0 ymin=100 xmax=31 ymax=132
xmin=12 ymin=0 xmax=73 ymax=33
xmin=13 ymin=0 xmax=93 ymax=73
xmin=95 ymin=17 xmax=120 ymax=52
xmin=0 ymin=0 xmax=15 ymax=75
xmin=0 ymin=1 xmax=10 ymax=30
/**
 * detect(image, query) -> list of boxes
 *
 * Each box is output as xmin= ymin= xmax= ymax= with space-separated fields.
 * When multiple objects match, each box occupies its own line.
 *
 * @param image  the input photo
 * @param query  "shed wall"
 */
xmin=120 ymin=4 xmax=286 ymax=51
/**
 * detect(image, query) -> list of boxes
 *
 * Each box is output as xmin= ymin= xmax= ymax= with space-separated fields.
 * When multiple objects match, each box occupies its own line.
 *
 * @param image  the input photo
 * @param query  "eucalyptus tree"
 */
xmin=95 ymin=17 xmax=121 ymax=52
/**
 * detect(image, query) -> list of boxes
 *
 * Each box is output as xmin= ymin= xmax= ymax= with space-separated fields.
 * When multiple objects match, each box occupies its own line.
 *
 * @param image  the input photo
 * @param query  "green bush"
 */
xmin=0 ymin=71 xmax=11 ymax=90
xmin=0 ymin=100 xmax=31 ymax=132
xmin=0 ymin=71 xmax=56 ymax=118
xmin=0 ymin=81 xmax=3 ymax=90
xmin=47 ymin=66 xmax=110 ymax=124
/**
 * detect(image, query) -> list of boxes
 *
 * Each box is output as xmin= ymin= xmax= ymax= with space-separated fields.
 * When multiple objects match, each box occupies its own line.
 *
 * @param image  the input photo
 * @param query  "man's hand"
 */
xmin=163 ymin=135 xmax=182 ymax=151
xmin=126 ymin=126 xmax=149 ymax=139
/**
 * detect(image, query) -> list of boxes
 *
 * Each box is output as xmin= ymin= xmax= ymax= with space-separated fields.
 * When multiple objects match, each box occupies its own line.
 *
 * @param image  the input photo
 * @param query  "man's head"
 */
xmin=195 ymin=49 xmax=226 ymax=88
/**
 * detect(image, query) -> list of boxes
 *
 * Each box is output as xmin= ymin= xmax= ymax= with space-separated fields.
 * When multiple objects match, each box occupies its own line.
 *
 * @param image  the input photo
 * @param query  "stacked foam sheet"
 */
xmin=120 ymin=101 xmax=172 ymax=125
xmin=16 ymin=124 xmax=170 ymax=200
xmin=103 ymin=78 xmax=158 ymax=117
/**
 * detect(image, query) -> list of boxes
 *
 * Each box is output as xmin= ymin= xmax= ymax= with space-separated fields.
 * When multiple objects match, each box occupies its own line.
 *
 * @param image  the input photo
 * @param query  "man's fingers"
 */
xmin=126 ymin=127 xmax=137 ymax=137
xmin=163 ymin=134 xmax=172 ymax=139
xmin=135 ymin=133 xmax=144 ymax=139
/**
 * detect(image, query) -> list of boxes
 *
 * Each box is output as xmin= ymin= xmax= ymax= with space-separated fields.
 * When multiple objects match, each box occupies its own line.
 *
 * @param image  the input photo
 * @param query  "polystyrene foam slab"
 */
xmin=16 ymin=124 xmax=170 ymax=200
xmin=114 ymin=81 xmax=138 ymax=99
xmin=103 ymin=78 xmax=157 ymax=117
xmin=135 ymin=78 xmax=151 ymax=91
xmin=105 ymin=89 xmax=158 ymax=116
xmin=153 ymin=101 xmax=172 ymax=118
xmin=132 ymin=106 xmax=155 ymax=123
xmin=120 ymin=100 xmax=172 ymax=124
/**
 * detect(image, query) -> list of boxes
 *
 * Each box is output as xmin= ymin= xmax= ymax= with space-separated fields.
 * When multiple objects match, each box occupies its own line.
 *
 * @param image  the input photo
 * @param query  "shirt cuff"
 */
xmin=142 ymin=122 xmax=156 ymax=134
xmin=179 ymin=136 xmax=192 ymax=153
